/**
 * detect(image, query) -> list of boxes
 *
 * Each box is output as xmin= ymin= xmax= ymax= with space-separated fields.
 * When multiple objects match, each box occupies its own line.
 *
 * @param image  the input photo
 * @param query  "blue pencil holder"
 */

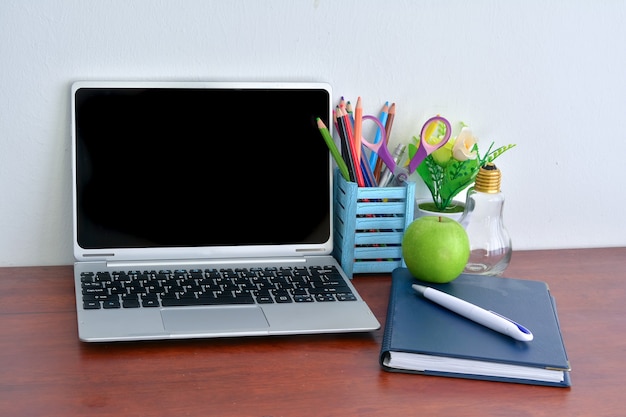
xmin=332 ymin=169 xmax=416 ymax=277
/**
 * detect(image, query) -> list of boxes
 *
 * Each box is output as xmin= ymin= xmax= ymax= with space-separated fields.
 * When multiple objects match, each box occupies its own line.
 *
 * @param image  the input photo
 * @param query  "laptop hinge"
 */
xmin=106 ymin=257 xmax=308 ymax=269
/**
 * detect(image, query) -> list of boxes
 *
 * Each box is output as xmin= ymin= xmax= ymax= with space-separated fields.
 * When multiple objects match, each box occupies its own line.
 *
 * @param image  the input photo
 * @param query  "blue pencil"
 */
xmin=360 ymin=150 xmax=378 ymax=187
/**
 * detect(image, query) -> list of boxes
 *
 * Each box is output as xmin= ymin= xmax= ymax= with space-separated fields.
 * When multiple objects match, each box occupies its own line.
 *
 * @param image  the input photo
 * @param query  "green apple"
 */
xmin=402 ymin=216 xmax=470 ymax=283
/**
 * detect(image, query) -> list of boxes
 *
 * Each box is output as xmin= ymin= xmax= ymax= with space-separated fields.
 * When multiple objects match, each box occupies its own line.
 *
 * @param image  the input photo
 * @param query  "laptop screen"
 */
xmin=72 ymin=81 xmax=333 ymax=260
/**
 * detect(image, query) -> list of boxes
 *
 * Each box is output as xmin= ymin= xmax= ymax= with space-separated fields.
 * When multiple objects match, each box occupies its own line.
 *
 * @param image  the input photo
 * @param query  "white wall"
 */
xmin=1 ymin=0 xmax=625 ymax=267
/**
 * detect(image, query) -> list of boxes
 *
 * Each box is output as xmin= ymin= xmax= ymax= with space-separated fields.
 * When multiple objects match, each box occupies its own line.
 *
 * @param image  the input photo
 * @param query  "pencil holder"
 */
xmin=333 ymin=169 xmax=415 ymax=277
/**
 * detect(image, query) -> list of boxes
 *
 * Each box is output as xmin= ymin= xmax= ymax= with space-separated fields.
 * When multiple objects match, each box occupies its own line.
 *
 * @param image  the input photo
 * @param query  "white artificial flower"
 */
xmin=452 ymin=127 xmax=478 ymax=161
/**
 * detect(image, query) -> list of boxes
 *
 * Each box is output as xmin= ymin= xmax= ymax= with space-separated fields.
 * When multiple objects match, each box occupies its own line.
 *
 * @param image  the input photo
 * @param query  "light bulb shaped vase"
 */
xmin=458 ymin=163 xmax=511 ymax=275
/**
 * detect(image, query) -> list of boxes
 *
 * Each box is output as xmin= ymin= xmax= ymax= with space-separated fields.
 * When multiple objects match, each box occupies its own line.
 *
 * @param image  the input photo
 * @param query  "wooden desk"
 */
xmin=1 ymin=248 xmax=624 ymax=416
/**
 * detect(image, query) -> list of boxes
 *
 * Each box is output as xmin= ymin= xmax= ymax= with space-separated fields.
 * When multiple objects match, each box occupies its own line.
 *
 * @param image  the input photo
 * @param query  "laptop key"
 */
xmin=253 ymin=289 xmax=274 ymax=304
xmin=314 ymin=294 xmax=336 ymax=302
xmin=83 ymin=299 xmax=100 ymax=309
xmin=213 ymin=293 xmax=255 ymax=305
xmin=122 ymin=294 xmax=140 ymax=308
xmin=336 ymin=293 xmax=357 ymax=301
xmin=103 ymin=296 xmax=121 ymax=309
xmin=82 ymin=286 xmax=107 ymax=296
xmin=255 ymin=295 xmax=274 ymax=304
xmin=141 ymin=295 xmax=160 ymax=307
xmin=274 ymin=294 xmax=293 ymax=303
xmin=80 ymin=273 xmax=95 ymax=283
xmin=161 ymin=297 xmax=193 ymax=307
xmin=309 ymin=286 xmax=352 ymax=295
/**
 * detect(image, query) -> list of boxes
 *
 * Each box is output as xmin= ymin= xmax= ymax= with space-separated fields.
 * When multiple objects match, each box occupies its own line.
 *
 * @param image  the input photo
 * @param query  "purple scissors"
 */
xmin=360 ymin=115 xmax=452 ymax=183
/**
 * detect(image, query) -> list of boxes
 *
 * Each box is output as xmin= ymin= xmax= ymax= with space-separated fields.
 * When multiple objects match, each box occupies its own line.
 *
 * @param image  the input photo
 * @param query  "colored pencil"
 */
xmin=360 ymin=152 xmax=378 ymax=187
xmin=317 ymin=118 xmax=350 ymax=181
xmin=345 ymin=100 xmax=354 ymax=123
xmin=340 ymin=106 xmax=365 ymax=187
xmin=353 ymin=97 xmax=363 ymax=175
xmin=335 ymin=107 xmax=357 ymax=182
xmin=374 ymin=102 xmax=396 ymax=181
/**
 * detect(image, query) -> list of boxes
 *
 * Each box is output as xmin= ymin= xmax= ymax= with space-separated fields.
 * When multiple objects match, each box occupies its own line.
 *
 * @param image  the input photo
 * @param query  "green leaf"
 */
xmin=416 ymin=156 xmax=440 ymax=201
xmin=439 ymin=159 xmax=479 ymax=206
xmin=416 ymin=139 xmax=516 ymax=211
xmin=484 ymin=144 xmax=516 ymax=164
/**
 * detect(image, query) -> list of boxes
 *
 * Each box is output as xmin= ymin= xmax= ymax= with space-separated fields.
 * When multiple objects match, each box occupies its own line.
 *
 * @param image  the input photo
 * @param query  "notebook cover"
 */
xmin=380 ymin=268 xmax=571 ymax=387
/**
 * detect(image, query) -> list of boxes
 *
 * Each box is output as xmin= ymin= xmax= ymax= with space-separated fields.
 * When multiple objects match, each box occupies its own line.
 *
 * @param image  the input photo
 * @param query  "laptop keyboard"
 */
xmin=80 ymin=265 xmax=357 ymax=310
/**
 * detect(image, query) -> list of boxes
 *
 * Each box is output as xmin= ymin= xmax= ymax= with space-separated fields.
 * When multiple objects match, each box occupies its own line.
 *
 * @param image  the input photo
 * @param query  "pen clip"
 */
xmin=489 ymin=310 xmax=534 ymax=341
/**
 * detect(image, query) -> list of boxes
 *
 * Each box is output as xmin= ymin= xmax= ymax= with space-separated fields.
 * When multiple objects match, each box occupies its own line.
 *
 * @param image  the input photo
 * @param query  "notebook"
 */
xmin=71 ymin=80 xmax=381 ymax=342
xmin=380 ymin=268 xmax=571 ymax=387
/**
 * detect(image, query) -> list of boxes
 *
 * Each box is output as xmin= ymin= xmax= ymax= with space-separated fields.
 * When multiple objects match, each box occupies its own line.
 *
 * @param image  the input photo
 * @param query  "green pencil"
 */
xmin=316 ymin=117 xmax=350 ymax=181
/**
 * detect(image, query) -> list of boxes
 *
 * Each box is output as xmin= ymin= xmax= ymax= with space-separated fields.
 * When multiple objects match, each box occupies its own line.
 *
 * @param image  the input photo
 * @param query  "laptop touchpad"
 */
xmin=161 ymin=306 xmax=270 ymax=334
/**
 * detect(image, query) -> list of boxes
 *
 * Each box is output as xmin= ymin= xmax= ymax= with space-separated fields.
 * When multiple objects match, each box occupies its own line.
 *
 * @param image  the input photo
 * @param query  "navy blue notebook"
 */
xmin=380 ymin=268 xmax=571 ymax=387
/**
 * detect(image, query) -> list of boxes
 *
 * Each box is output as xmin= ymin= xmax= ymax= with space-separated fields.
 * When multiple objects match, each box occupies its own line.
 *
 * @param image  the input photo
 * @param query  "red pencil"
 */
xmin=353 ymin=97 xmax=363 ymax=166
xmin=340 ymin=106 xmax=365 ymax=186
xmin=335 ymin=107 xmax=357 ymax=183
xmin=345 ymin=100 xmax=354 ymax=122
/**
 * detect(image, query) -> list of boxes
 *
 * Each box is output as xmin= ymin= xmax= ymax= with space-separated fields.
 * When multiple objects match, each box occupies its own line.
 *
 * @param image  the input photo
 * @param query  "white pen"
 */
xmin=412 ymin=284 xmax=534 ymax=342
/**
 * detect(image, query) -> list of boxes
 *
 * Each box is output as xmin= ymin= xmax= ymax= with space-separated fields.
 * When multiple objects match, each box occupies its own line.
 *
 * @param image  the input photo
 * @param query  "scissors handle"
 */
xmin=360 ymin=115 xmax=412 ymax=182
xmin=408 ymin=116 xmax=452 ymax=173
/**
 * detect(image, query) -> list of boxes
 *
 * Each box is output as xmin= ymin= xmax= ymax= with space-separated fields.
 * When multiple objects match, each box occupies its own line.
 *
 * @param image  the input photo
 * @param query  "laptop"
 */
xmin=71 ymin=80 xmax=381 ymax=342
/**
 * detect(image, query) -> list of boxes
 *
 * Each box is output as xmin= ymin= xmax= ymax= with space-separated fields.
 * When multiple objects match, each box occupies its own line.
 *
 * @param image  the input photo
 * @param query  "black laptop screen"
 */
xmin=73 ymin=85 xmax=332 ymax=249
